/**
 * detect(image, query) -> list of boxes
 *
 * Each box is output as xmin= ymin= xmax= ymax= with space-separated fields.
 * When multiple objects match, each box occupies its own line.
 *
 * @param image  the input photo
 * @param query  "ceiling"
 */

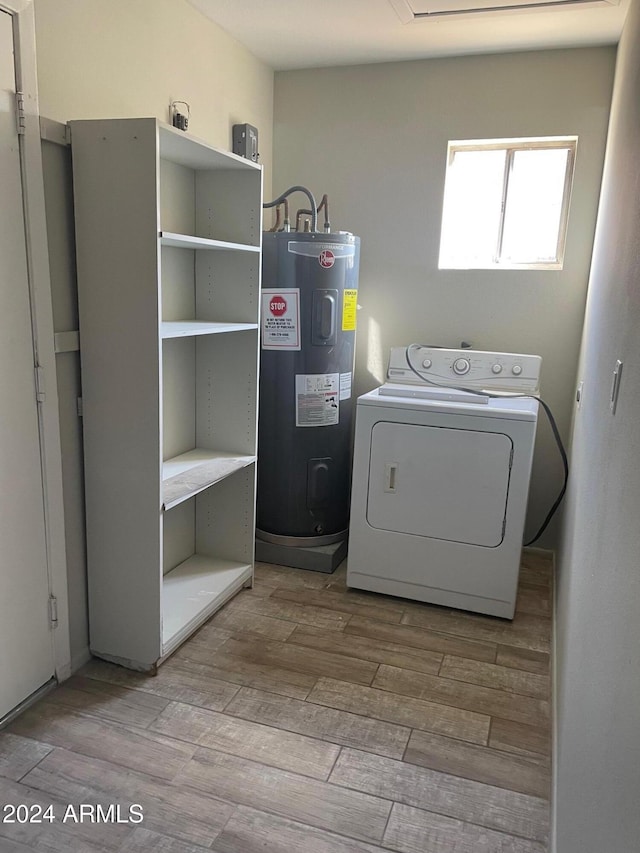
xmin=188 ymin=0 xmax=629 ymax=70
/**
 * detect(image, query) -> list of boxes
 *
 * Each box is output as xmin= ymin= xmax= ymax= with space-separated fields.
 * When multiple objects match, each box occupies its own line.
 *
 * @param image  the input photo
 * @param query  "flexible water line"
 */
xmin=263 ymin=186 xmax=317 ymax=232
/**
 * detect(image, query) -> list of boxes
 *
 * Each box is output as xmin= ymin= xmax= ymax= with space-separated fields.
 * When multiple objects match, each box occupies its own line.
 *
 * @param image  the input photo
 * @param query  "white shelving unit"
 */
xmin=70 ymin=118 xmax=262 ymax=670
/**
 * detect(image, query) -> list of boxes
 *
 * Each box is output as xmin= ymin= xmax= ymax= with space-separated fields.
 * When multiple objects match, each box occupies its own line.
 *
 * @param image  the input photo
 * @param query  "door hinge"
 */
xmin=76 ymin=396 xmax=84 ymax=417
xmin=15 ymin=91 xmax=26 ymax=136
xmin=34 ymin=365 xmax=46 ymax=403
xmin=49 ymin=595 xmax=58 ymax=628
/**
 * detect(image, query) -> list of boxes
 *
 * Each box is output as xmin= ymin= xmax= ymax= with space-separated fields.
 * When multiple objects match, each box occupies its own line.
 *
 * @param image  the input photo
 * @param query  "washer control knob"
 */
xmin=453 ymin=357 xmax=471 ymax=375
xmin=512 ymin=364 xmax=523 ymax=376
xmin=492 ymin=363 xmax=503 ymax=374
xmin=422 ymin=359 xmax=432 ymax=369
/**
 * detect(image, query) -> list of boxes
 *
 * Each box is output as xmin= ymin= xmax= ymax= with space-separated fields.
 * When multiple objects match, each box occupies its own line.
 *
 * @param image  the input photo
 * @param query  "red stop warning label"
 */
xmin=269 ymin=295 xmax=287 ymax=316
xmin=319 ymin=249 xmax=335 ymax=269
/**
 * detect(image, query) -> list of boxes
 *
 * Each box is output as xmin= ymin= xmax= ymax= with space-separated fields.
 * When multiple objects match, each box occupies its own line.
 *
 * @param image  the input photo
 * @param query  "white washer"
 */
xmin=347 ymin=346 xmax=541 ymax=619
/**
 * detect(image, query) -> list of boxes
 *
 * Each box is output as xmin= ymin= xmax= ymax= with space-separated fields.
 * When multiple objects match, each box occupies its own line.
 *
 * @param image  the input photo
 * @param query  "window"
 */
xmin=438 ymin=137 xmax=577 ymax=270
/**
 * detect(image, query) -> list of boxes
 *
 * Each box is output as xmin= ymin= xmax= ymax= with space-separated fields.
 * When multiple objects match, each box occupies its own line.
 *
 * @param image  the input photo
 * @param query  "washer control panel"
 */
xmin=387 ymin=346 xmax=541 ymax=393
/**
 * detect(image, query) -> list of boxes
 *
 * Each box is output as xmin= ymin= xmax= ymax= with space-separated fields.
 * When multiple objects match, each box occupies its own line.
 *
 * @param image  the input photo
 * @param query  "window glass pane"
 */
xmin=500 ymin=148 xmax=569 ymax=263
xmin=439 ymin=149 xmax=505 ymax=268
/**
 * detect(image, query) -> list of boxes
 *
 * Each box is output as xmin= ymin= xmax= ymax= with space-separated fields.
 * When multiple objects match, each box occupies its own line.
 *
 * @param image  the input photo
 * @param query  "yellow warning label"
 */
xmin=342 ymin=289 xmax=358 ymax=331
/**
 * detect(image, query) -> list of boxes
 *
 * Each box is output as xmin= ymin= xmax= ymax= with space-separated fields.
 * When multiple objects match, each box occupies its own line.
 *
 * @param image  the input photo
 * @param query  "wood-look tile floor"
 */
xmin=1 ymin=550 xmax=552 ymax=853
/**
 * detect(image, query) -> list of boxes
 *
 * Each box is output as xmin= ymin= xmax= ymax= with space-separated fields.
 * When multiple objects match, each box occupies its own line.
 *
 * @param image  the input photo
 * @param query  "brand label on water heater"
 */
xmin=295 ymin=374 xmax=339 ymax=427
xmin=319 ymin=249 xmax=335 ymax=268
xmin=261 ymin=288 xmax=301 ymax=350
xmin=288 ymin=242 xmax=356 ymax=269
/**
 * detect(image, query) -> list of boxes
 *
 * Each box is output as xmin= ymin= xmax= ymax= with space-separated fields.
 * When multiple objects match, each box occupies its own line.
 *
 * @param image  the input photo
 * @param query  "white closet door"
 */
xmin=0 ymin=9 xmax=54 ymax=720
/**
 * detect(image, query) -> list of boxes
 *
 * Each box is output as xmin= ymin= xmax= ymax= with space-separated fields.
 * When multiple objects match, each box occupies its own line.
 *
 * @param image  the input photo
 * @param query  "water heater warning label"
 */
xmin=340 ymin=372 xmax=352 ymax=401
xmin=342 ymin=289 xmax=358 ymax=331
xmin=295 ymin=374 xmax=339 ymax=427
xmin=261 ymin=288 xmax=301 ymax=350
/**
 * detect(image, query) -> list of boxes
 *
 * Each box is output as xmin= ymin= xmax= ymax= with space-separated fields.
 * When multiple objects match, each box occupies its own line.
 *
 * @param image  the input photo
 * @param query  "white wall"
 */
xmin=273 ymin=48 xmax=615 ymax=546
xmin=34 ymin=0 xmax=273 ymax=195
xmin=34 ymin=0 xmax=273 ymax=667
xmin=554 ymin=3 xmax=640 ymax=850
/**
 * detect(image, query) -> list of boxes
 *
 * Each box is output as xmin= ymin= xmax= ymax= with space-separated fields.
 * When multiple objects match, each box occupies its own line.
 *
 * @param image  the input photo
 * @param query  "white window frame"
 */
xmin=439 ymin=136 xmax=578 ymax=271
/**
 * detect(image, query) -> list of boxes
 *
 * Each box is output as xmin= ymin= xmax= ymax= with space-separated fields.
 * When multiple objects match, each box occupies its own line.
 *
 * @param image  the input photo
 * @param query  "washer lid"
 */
xmin=360 ymin=384 xmax=539 ymax=421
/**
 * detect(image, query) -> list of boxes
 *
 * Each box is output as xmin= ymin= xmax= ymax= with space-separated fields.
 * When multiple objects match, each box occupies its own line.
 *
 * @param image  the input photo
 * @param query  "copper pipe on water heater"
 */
xmin=267 ymin=199 xmax=292 ymax=232
xmin=318 ymin=194 xmax=330 ymax=232
xmin=295 ymin=195 xmax=330 ymax=232
xmin=263 ymin=186 xmax=317 ymax=232
xmin=269 ymin=205 xmax=282 ymax=232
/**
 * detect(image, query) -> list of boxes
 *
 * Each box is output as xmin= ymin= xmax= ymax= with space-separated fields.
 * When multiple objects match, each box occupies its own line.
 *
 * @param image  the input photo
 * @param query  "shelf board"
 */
xmin=161 ymin=321 xmax=258 ymax=339
xmin=158 ymin=122 xmax=261 ymax=172
xmin=162 ymin=555 xmax=252 ymax=654
xmin=163 ymin=449 xmax=255 ymax=510
xmin=160 ymin=231 xmax=260 ymax=253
